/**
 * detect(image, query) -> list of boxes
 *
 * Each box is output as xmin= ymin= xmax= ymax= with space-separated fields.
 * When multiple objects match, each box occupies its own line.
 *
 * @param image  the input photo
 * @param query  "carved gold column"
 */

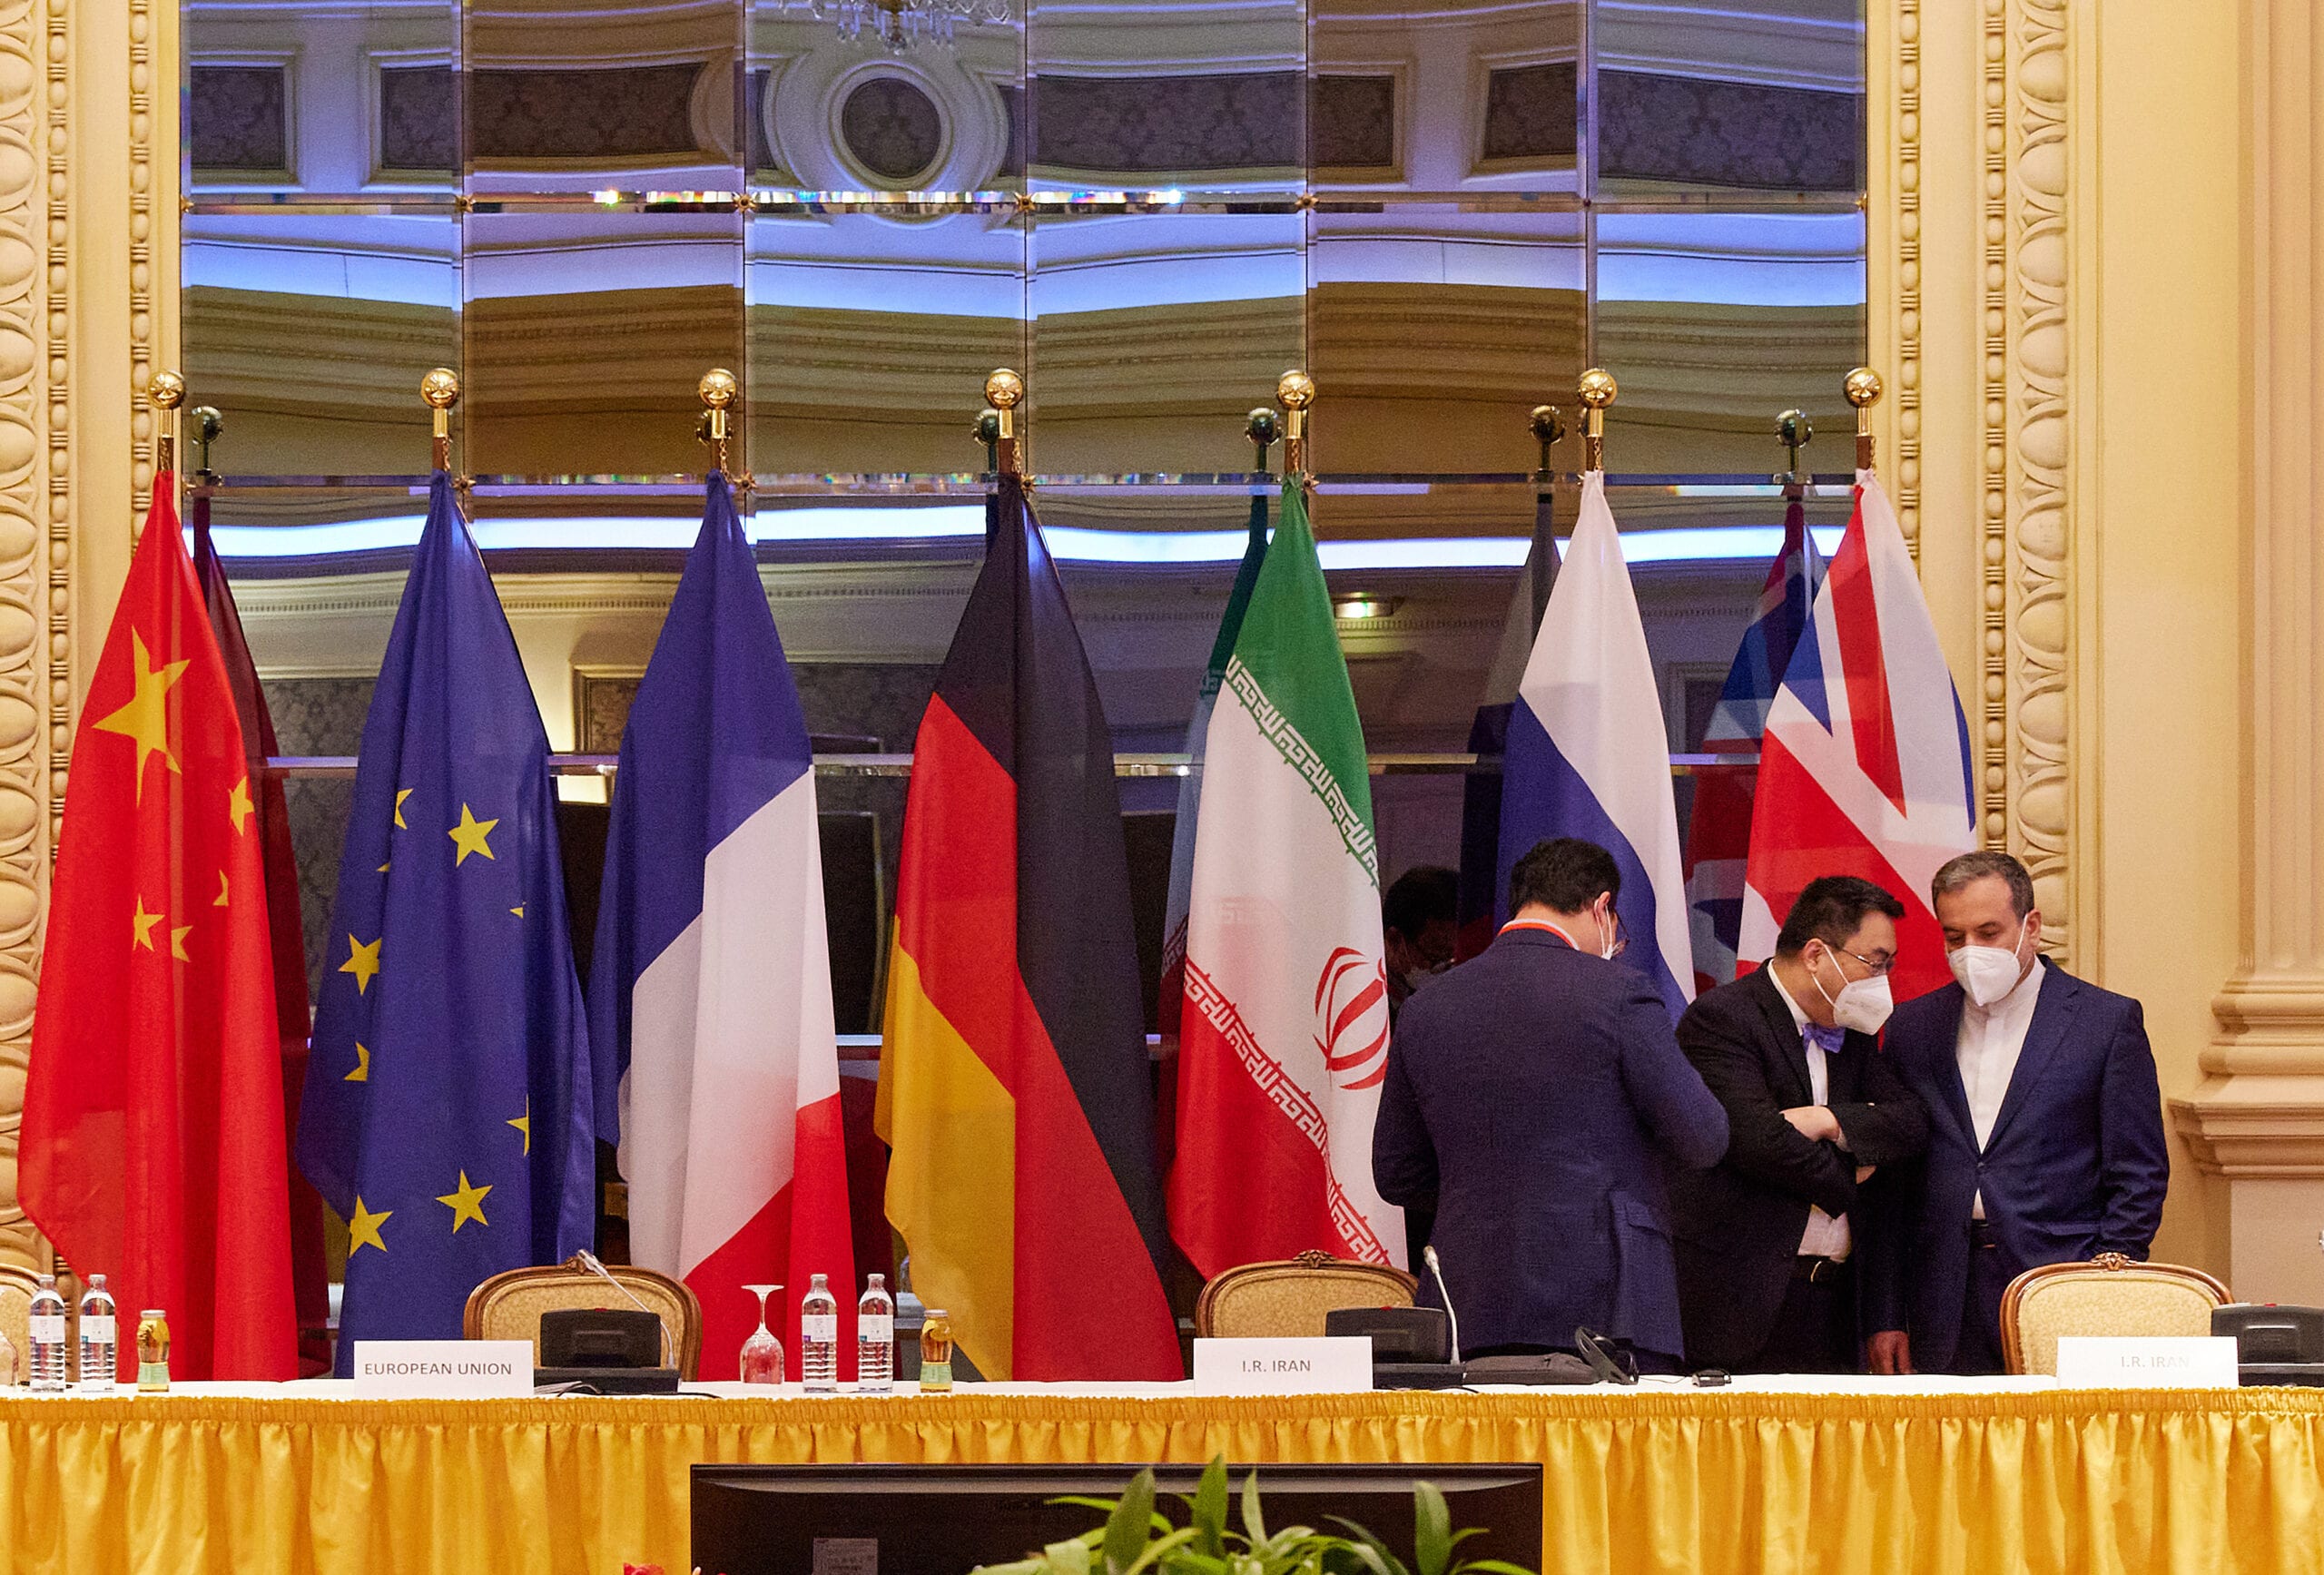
xmin=2172 ymin=0 xmax=2324 ymax=1303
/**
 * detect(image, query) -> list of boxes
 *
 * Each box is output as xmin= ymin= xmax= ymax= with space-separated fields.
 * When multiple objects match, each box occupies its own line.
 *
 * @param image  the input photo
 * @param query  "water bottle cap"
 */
xmin=142 ymin=1309 xmax=165 ymax=1317
xmin=810 ymin=1272 xmax=828 ymax=1285
xmin=867 ymin=1273 xmax=885 ymax=1286
xmin=88 ymin=1274 xmax=106 ymax=1286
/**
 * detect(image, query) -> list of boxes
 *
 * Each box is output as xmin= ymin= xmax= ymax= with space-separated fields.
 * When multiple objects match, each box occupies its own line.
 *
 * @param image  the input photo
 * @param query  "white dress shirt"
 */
xmin=1767 ymin=969 xmax=1851 ymax=1260
xmin=1956 ymin=958 xmax=2046 ymax=1217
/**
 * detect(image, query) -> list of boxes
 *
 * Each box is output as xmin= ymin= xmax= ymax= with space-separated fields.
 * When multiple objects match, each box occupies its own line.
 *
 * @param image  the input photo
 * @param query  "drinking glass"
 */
xmin=740 ymin=1284 xmax=784 ymax=1385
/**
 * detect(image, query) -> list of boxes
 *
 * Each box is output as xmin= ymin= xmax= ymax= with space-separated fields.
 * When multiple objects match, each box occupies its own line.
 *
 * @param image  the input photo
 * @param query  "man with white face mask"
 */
xmin=1669 ymin=877 xmax=1931 ymax=1373
xmin=1863 ymin=851 xmax=2170 ymax=1374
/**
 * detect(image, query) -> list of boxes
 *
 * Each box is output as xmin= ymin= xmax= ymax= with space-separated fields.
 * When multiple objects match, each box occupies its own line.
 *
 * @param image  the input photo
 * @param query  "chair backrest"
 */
xmin=1195 ymin=1250 xmax=1418 ymax=1339
xmin=2003 ymin=1254 xmax=2231 ymax=1375
xmin=0 ymin=1265 xmax=34 ymax=1384
xmin=463 ymin=1255 xmax=703 ymax=1379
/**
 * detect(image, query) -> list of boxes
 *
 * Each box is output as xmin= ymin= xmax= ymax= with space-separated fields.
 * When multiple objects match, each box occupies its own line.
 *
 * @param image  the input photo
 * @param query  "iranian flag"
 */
xmin=1167 ymin=480 xmax=1401 ymax=1275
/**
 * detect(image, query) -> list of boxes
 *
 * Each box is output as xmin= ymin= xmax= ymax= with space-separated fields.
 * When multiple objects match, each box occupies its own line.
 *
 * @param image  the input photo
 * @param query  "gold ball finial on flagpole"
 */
xmin=1845 ymin=366 xmax=1883 ymax=468
xmin=699 ymin=368 xmax=738 ymax=474
xmin=150 ymin=369 xmax=185 ymax=485
xmin=1578 ymin=368 xmax=1616 ymax=472
xmin=1275 ymin=369 xmax=1315 ymax=475
xmin=1529 ymin=404 xmax=1565 ymax=479
xmin=983 ymin=369 xmax=1024 ymax=474
xmin=422 ymin=367 xmax=460 ymax=471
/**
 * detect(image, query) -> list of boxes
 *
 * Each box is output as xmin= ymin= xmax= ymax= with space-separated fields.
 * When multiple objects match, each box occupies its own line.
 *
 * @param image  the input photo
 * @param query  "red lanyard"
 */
xmin=1500 ymin=918 xmax=1578 ymax=948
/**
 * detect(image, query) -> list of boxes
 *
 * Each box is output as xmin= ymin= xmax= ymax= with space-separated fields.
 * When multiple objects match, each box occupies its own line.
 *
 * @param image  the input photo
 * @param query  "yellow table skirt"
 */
xmin=5 ymin=1387 xmax=2322 ymax=1574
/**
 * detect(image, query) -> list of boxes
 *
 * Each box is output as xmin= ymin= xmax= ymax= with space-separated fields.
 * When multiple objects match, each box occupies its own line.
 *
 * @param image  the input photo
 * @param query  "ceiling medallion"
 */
xmin=799 ymin=0 xmax=1012 ymax=51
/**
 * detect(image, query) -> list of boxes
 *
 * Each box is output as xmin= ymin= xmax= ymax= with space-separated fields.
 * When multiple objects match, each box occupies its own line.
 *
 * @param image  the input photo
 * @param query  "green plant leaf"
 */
xmin=1046 ymin=1540 xmax=1095 ymax=1575
xmin=1450 ymin=1560 xmax=1539 ymax=1575
xmin=1193 ymin=1457 xmax=1229 ymax=1559
xmin=1412 ymin=1484 xmax=1452 ymax=1575
xmin=969 ymin=1560 xmax=1043 ymax=1575
xmin=1240 ymin=1471 xmax=1268 ymax=1548
xmin=1123 ymin=1526 xmax=1201 ymax=1575
xmin=1105 ymin=1470 xmax=1159 ymax=1575
xmin=1324 ymin=1517 xmax=1409 ymax=1575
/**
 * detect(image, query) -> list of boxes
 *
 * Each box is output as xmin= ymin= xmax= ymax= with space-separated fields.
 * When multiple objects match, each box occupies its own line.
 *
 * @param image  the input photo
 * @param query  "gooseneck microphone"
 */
xmin=576 ymin=1248 xmax=674 ymax=1368
xmin=1422 ymin=1244 xmax=1462 ymax=1365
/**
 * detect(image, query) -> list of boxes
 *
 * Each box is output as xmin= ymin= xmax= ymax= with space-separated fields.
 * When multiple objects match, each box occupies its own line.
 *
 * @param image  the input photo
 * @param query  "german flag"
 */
xmin=875 ymin=474 xmax=1181 ymax=1380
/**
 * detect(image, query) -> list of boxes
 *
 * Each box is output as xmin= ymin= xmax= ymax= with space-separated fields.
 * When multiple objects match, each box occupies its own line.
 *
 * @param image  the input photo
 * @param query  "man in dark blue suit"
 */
xmin=1864 ymin=851 xmax=2171 ymax=1374
xmin=1373 ymin=837 xmax=1728 ymax=1368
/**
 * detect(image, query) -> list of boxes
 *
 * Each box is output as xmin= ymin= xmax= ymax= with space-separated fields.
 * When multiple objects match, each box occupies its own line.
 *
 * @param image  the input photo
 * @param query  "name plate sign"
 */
xmin=2054 ymin=1336 xmax=2240 ymax=1389
xmin=1192 ymin=1337 xmax=1372 ymax=1395
xmin=350 ymin=1340 xmax=535 ymax=1398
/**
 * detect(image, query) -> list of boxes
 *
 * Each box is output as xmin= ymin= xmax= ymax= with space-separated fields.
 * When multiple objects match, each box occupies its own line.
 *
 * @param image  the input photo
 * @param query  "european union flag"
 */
xmin=297 ymin=473 xmax=600 ymax=1373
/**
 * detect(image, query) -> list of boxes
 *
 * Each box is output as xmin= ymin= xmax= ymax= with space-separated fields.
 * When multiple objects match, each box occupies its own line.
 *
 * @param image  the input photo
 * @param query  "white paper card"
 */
xmin=350 ymin=1340 xmax=535 ymax=1398
xmin=814 ymin=1538 xmax=879 ymax=1575
xmin=2053 ymin=1336 xmax=2240 ymax=1388
xmin=1192 ymin=1337 xmax=1372 ymax=1395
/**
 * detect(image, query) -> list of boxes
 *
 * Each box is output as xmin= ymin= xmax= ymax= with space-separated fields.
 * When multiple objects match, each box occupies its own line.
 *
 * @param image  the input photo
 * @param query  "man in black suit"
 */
xmin=1669 ymin=876 xmax=1931 ymax=1373
xmin=1864 ymin=851 xmax=2170 ymax=1374
xmin=1374 ymin=838 xmax=1728 ymax=1370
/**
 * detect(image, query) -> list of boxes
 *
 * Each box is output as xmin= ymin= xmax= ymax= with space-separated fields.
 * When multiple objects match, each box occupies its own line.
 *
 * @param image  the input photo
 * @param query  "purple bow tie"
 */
xmin=1804 ymin=1022 xmax=1848 ymax=1057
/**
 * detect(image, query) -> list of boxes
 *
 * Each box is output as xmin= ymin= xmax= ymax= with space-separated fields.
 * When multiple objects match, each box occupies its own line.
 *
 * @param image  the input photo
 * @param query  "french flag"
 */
xmin=1496 ymin=472 xmax=1694 ymax=1021
xmin=1740 ymin=472 xmax=1974 ymax=1002
xmin=587 ymin=474 xmax=855 ymax=1377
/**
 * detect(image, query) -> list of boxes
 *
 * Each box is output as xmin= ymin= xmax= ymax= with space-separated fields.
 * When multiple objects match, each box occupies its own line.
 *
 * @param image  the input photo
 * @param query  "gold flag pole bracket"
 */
xmin=1776 ymin=408 xmax=1813 ymax=498
xmin=422 ymin=367 xmax=461 ymax=476
xmin=698 ymin=367 xmax=739 ymax=483
xmin=1246 ymin=407 xmax=1281 ymax=477
xmin=1529 ymin=404 xmax=1566 ymax=483
xmin=1275 ymin=369 xmax=1314 ymax=482
xmin=1578 ymin=368 xmax=1616 ymax=473
xmin=149 ymin=369 xmax=184 ymax=487
xmin=984 ymin=368 xmax=1025 ymax=477
xmin=190 ymin=406 xmax=223 ymax=487
xmin=1845 ymin=366 xmax=1883 ymax=471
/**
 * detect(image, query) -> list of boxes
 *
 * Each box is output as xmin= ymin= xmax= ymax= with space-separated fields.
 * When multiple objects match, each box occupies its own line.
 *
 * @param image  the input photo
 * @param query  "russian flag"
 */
xmin=587 ymin=474 xmax=855 ymax=1378
xmin=1740 ymin=472 xmax=1974 ymax=1002
xmin=1496 ymin=472 xmax=1694 ymax=1021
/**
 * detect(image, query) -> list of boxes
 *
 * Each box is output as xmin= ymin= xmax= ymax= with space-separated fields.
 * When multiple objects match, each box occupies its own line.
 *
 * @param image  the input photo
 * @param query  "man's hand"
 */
xmin=1781 ymin=1105 xmax=1842 ymax=1143
xmin=1866 ymin=1331 xmax=1914 ymax=1374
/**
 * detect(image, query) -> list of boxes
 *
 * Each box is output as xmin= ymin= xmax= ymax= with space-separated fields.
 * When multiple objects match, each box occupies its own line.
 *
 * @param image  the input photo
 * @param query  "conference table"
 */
xmin=2 ymin=1376 xmax=2319 ymax=1573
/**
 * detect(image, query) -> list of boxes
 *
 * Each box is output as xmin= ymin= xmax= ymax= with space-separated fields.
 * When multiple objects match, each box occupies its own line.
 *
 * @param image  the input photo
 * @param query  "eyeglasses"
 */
xmin=1827 ymin=944 xmax=1895 ymax=978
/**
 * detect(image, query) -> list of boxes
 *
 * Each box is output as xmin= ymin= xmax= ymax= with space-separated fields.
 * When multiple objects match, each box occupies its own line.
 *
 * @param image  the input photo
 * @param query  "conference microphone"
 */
xmin=1423 ymin=1244 xmax=1462 ymax=1365
xmin=576 ymin=1249 xmax=674 ymax=1369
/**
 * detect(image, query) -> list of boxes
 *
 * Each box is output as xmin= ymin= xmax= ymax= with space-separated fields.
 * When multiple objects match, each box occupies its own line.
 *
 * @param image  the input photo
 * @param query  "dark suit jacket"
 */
xmin=1372 ymin=928 xmax=1728 ymax=1362
xmin=1861 ymin=966 xmax=2171 ymax=1370
xmin=1666 ymin=968 xmax=1930 ymax=1369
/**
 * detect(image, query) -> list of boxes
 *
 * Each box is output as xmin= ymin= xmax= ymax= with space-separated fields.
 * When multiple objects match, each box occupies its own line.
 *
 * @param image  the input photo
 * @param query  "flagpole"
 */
xmin=150 ymin=369 xmax=183 ymax=517
xmin=191 ymin=405 xmax=223 ymax=487
xmin=1846 ymin=365 xmax=1883 ymax=470
xmin=699 ymin=367 xmax=738 ymax=477
xmin=1579 ymin=367 xmax=1616 ymax=473
xmin=984 ymin=368 xmax=1024 ymax=476
xmin=1529 ymin=402 xmax=1567 ymax=630
xmin=1246 ymin=406 xmax=1279 ymax=476
xmin=1777 ymin=408 xmax=1812 ymax=501
xmin=421 ymin=367 xmax=460 ymax=473
xmin=1275 ymin=368 xmax=1314 ymax=484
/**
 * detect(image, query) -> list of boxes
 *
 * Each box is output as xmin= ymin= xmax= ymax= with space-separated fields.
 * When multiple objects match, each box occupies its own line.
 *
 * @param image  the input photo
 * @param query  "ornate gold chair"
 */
xmin=463 ymin=1254 xmax=703 ymax=1379
xmin=1195 ymin=1250 xmax=1418 ymax=1339
xmin=2002 ymin=1253 xmax=2232 ymax=1376
xmin=0 ymin=1265 xmax=36 ymax=1383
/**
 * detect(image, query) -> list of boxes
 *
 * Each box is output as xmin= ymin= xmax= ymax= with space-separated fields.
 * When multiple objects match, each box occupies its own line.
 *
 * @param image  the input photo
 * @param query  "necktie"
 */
xmin=1804 ymin=1022 xmax=1847 ymax=1058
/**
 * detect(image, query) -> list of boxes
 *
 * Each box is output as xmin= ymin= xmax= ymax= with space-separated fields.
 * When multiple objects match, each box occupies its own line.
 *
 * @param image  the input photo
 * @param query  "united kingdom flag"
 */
xmin=1739 ymin=471 xmax=1974 ymax=1003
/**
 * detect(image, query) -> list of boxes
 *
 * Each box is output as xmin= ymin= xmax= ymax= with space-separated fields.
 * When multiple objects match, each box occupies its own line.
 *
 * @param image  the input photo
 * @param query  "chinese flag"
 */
xmin=21 ymin=476 xmax=297 ymax=1380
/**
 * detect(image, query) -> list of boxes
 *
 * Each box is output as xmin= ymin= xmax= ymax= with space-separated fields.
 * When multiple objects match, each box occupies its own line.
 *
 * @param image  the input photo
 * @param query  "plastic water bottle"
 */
xmin=27 ymin=1274 xmax=66 ymax=1392
xmin=800 ymin=1273 xmax=839 ymax=1392
xmin=856 ymin=1275 xmax=894 ymax=1393
xmin=78 ymin=1274 xmax=117 ymax=1394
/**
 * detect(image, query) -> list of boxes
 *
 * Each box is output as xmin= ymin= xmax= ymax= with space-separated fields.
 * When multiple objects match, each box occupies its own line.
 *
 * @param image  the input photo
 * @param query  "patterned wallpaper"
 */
xmin=190 ymin=64 xmax=290 ymax=172
xmin=1480 ymin=63 xmax=1579 ymax=163
xmin=1599 ymin=70 xmax=1862 ymax=192
xmin=1311 ymin=75 xmax=1397 ymax=171
xmin=1033 ymin=73 xmax=1300 ymax=173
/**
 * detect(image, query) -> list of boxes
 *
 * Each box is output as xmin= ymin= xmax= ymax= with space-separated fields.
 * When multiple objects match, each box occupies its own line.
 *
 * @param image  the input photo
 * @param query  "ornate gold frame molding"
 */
xmin=1878 ymin=0 xmax=2074 ymax=965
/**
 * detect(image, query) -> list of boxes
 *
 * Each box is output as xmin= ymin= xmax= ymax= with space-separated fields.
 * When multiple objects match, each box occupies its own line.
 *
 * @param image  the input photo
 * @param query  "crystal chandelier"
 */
xmin=802 ymin=0 xmax=1011 ymax=50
